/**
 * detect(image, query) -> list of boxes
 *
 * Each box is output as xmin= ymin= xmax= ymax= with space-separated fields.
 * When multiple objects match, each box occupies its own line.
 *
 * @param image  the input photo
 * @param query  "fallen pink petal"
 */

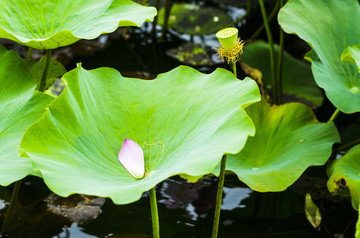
xmin=118 ymin=139 xmax=145 ymax=179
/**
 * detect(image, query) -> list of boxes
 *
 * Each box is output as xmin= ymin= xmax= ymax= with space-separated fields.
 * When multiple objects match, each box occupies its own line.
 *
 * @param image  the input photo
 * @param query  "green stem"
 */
xmin=149 ymin=187 xmax=160 ymax=238
xmin=276 ymin=0 xmax=284 ymax=104
xmin=160 ymin=0 xmax=171 ymax=43
xmin=1 ymin=181 xmax=22 ymax=236
xmin=336 ymin=138 xmax=360 ymax=152
xmin=329 ymin=108 xmax=340 ymax=122
xmin=211 ymin=155 xmax=227 ymax=238
xmin=230 ymin=61 xmax=237 ymax=78
xmin=27 ymin=47 xmax=33 ymax=60
xmin=250 ymin=0 xmax=279 ymax=40
xmin=259 ymin=0 xmax=278 ymax=104
xmin=38 ymin=49 xmax=52 ymax=92
xmin=226 ymin=0 xmax=251 ymax=27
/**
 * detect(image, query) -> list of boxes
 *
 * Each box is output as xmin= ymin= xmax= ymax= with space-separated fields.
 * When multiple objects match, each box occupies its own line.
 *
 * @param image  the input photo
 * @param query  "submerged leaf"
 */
xmin=158 ymin=3 xmax=232 ymax=35
xmin=224 ymin=99 xmax=339 ymax=192
xmin=20 ymin=65 xmax=260 ymax=204
xmin=279 ymin=0 xmax=360 ymax=113
xmin=0 ymin=0 xmax=157 ymax=49
xmin=0 ymin=46 xmax=53 ymax=186
xmin=305 ymin=193 xmax=321 ymax=229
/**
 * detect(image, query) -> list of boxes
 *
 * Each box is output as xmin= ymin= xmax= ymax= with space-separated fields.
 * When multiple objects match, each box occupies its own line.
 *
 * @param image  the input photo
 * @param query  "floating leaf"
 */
xmin=158 ymin=3 xmax=232 ymax=35
xmin=166 ymin=43 xmax=215 ymax=66
xmin=224 ymin=99 xmax=339 ymax=192
xmin=25 ymin=56 xmax=66 ymax=91
xmin=241 ymin=41 xmax=323 ymax=107
xmin=0 ymin=46 xmax=53 ymax=186
xmin=278 ymin=0 xmax=360 ymax=113
xmin=20 ymin=65 xmax=260 ymax=204
xmin=305 ymin=193 xmax=321 ymax=229
xmin=0 ymin=0 xmax=157 ymax=49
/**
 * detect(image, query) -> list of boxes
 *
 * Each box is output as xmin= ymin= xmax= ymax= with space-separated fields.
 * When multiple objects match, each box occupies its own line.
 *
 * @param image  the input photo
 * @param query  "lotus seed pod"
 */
xmin=216 ymin=28 xmax=239 ymax=50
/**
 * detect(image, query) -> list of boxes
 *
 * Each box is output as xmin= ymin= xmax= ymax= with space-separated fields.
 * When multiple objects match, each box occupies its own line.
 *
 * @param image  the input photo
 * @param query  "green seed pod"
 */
xmin=216 ymin=27 xmax=239 ymax=50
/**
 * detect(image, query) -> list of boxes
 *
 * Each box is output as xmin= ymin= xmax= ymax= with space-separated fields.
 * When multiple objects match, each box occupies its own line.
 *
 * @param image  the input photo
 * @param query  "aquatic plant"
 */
xmin=19 ymin=64 xmax=260 ymax=237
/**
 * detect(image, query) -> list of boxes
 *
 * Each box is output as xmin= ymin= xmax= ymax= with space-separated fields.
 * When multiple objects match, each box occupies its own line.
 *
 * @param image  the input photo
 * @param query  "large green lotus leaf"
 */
xmin=0 ymin=0 xmax=157 ymax=49
xmin=225 ymin=99 xmax=339 ymax=192
xmin=241 ymin=41 xmax=323 ymax=107
xmin=0 ymin=47 xmax=54 ymax=186
xmin=20 ymin=65 xmax=260 ymax=204
xmin=327 ymin=145 xmax=360 ymax=210
xmin=278 ymin=0 xmax=360 ymax=113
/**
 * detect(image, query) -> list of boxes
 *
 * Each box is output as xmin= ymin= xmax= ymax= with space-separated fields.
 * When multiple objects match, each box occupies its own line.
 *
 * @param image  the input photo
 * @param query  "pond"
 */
xmin=0 ymin=0 xmax=359 ymax=237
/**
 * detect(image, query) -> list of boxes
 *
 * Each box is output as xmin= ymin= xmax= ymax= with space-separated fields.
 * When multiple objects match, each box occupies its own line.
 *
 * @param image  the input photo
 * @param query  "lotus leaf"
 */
xmin=327 ymin=145 xmax=360 ymax=210
xmin=0 ymin=46 xmax=53 ymax=186
xmin=20 ymin=65 xmax=260 ymax=204
xmin=327 ymin=145 xmax=360 ymax=238
xmin=241 ymin=41 xmax=323 ymax=107
xmin=225 ymin=99 xmax=339 ymax=192
xmin=0 ymin=0 xmax=157 ymax=49
xmin=278 ymin=0 xmax=360 ymax=113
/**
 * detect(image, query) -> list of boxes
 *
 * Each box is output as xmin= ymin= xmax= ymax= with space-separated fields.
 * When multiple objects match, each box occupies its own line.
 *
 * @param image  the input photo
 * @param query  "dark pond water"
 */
xmin=0 ymin=0 xmax=358 ymax=237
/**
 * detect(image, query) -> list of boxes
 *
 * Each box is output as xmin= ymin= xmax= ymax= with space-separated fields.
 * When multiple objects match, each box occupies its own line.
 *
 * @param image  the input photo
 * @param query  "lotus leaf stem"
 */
xmin=150 ymin=187 xmax=160 ymax=238
xmin=160 ymin=0 xmax=171 ymax=43
xmin=211 ymin=155 xmax=227 ymax=238
xmin=276 ymin=0 xmax=284 ymax=104
xmin=259 ymin=0 xmax=279 ymax=104
xmin=1 ymin=181 xmax=22 ymax=236
xmin=39 ymin=49 xmax=52 ymax=92
xmin=250 ymin=0 xmax=279 ymax=40
xmin=27 ymin=47 xmax=33 ymax=60
xmin=226 ymin=0 xmax=251 ymax=28
xmin=329 ymin=108 xmax=340 ymax=122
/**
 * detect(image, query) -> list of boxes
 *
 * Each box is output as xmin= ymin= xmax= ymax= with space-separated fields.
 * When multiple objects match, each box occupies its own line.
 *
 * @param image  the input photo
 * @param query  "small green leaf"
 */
xmin=24 ymin=56 xmax=66 ymax=91
xmin=224 ymin=99 xmax=339 ymax=192
xmin=305 ymin=193 xmax=322 ymax=229
xmin=241 ymin=41 xmax=323 ymax=107
xmin=278 ymin=0 xmax=360 ymax=113
xmin=327 ymin=144 xmax=360 ymax=210
xmin=0 ymin=48 xmax=53 ymax=186
xmin=341 ymin=45 xmax=360 ymax=74
xmin=20 ymin=65 xmax=260 ymax=204
xmin=0 ymin=0 xmax=157 ymax=49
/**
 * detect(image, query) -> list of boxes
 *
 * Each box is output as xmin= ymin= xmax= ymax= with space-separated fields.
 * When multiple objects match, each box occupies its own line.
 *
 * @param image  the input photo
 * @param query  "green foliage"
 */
xmin=327 ymin=145 xmax=360 ymax=238
xmin=0 ymin=46 xmax=53 ymax=186
xmin=0 ymin=0 xmax=157 ymax=49
xmin=241 ymin=41 xmax=323 ymax=107
xmin=25 ymin=56 xmax=66 ymax=91
xmin=279 ymin=0 xmax=360 ymax=113
xmin=327 ymin=145 xmax=360 ymax=211
xmin=20 ymin=65 xmax=260 ymax=204
xmin=224 ymin=99 xmax=339 ymax=192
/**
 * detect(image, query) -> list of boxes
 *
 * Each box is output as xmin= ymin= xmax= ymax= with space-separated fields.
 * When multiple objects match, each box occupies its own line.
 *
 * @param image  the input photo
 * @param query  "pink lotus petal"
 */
xmin=118 ymin=139 xmax=145 ymax=179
